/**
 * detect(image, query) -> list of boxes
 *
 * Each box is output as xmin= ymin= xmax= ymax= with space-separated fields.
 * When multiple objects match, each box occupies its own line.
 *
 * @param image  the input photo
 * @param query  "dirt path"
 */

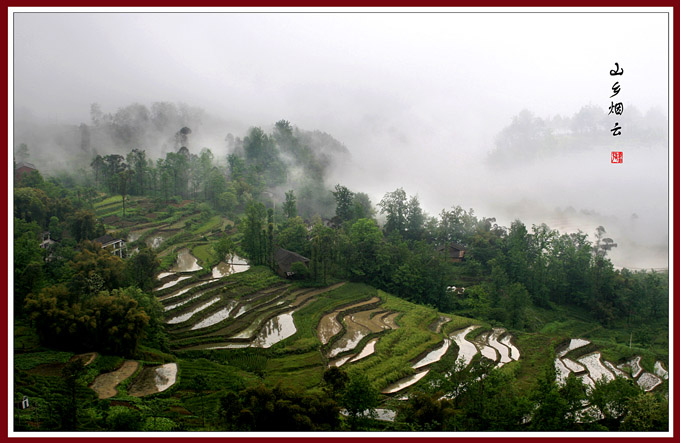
xmin=70 ymin=352 xmax=97 ymax=366
xmin=89 ymin=360 xmax=139 ymax=399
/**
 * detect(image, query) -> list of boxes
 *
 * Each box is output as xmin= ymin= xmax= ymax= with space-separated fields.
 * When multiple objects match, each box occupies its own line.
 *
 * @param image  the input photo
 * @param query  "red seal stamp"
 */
xmin=611 ymin=151 xmax=623 ymax=163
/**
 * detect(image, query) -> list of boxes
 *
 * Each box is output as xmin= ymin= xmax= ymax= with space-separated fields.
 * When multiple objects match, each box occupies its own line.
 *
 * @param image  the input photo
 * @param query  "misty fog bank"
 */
xmin=13 ymin=97 xmax=669 ymax=271
xmin=333 ymin=132 xmax=668 ymax=270
xmin=12 ymin=11 xmax=670 ymax=270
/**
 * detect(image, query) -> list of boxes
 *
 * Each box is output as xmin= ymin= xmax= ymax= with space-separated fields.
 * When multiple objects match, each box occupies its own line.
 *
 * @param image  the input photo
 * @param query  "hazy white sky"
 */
xmin=11 ymin=9 xmax=671 ymax=268
xmin=14 ymin=11 xmax=668 ymax=127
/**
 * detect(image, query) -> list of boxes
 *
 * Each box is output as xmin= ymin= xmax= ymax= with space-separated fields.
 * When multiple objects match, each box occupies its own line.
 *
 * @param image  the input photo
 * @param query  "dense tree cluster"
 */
xmin=395 ymin=360 xmax=667 ymax=432
xmin=13 ymin=109 xmax=667 ymax=433
xmin=236 ymin=179 xmax=667 ymax=330
xmin=83 ymin=115 xmax=349 ymax=220
xmin=13 ymin=173 xmax=166 ymax=355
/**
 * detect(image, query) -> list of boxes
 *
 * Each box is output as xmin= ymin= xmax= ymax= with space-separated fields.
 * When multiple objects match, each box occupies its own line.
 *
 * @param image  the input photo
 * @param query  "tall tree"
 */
xmin=347 ymin=218 xmax=382 ymax=280
xmin=118 ymin=168 xmax=134 ymax=217
xmin=126 ymin=149 xmax=148 ymax=195
xmin=379 ymin=188 xmax=408 ymax=235
xmin=405 ymin=195 xmax=425 ymax=240
xmin=283 ymin=190 xmax=297 ymax=219
xmin=332 ymin=184 xmax=354 ymax=223
xmin=242 ymin=201 xmax=267 ymax=266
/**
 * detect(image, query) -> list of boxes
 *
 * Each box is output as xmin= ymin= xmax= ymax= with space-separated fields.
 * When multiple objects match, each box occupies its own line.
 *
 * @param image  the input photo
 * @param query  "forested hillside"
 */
xmin=13 ymin=114 xmax=669 ymax=433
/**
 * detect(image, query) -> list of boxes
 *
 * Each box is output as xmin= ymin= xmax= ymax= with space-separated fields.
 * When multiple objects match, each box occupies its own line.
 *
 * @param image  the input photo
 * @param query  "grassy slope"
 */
xmin=15 ymin=195 xmax=669 ymax=430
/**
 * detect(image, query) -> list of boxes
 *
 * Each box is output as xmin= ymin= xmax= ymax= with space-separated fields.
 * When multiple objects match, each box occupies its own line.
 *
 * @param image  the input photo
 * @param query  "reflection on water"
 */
xmin=317 ymin=297 xmax=381 ymax=346
xmin=479 ymin=343 xmax=497 ymax=362
xmin=578 ymin=374 xmax=596 ymax=390
xmin=341 ymin=408 xmax=396 ymax=422
xmin=562 ymin=358 xmax=586 ymax=373
xmin=190 ymin=300 xmax=238 ymax=330
xmin=171 ymin=248 xmax=202 ymax=273
xmin=488 ymin=328 xmax=511 ymax=365
xmin=637 ymin=372 xmax=662 ymax=391
xmin=329 ymin=355 xmax=353 ymax=368
xmin=154 ymin=363 xmax=178 ymax=392
xmin=350 ymin=338 xmax=379 ymax=363
xmin=212 ymin=255 xmax=250 ymax=278
xmin=329 ymin=328 xmax=369 ymax=358
xmin=554 ymin=358 xmax=571 ymax=386
xmin=500 ymin=335 xmax=521 ymax=360
xmin=328 ymin=314 xmax=371 ymax=357
xmin=604 ymin=360 xmax=628 ymax=378
xmin=654 ymin=361 xmax=668 ymax=380
xmin=154 ymin=275 xmax=192 ymax=291
xmin=578 ymin=352 xmax=614 ymax=383
xmin=557 ymin=338 xmax=590 ymax=358
xmin=381 ymin=370 xmax=430 ymax=394
xmin=617 ymin=356 xmax=643 ymax=378
xmin=159 ymin=279 xmax=216 ymax=301
xmin=128 ymin=363 xmax=178 ymax=397
xmin=252 ymin=310 xmax=297 ymax=348
xmin=413 ymin=339 xmax=450 ymax=370
xmin=167 ymin=297 xmax=220 ymax=324
xmin=207 ymin=343 xmax=250 ymax=350
xmin=165 ymin=291 xmax=208 ymax=311
xmin=318 ymin=313 xmax=343 ymax=345
xmin=450 ymin=325 xmax=479 ymax=368
xmin=374 ymin=409 xmax=396 ymax=422
xmin=430 ymin=316 xmax=451 ymax=333
xmin=157 ymin=272 xmax=174 ymax=280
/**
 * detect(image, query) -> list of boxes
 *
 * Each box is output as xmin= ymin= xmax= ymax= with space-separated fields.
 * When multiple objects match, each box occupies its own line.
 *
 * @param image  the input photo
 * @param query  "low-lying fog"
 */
xmin=12 ymin=10 xmax=670 ymax=270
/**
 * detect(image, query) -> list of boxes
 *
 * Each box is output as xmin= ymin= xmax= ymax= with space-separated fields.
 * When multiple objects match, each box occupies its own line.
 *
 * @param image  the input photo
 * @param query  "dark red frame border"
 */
xmin=1 ymin=4 xmax=675 ymax=442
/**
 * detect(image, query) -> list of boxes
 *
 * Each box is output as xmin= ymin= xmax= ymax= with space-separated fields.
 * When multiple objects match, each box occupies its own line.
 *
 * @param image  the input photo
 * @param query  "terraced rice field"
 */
xmin=321 ymin=298 xmax=398 ymax=362
xmin=382 ymin=326 xmax=521 ymax=395
xmin=164 ymin=273 xmax=346 ymax=351
xmin=554 ymin=338 xmax=667 ymax=392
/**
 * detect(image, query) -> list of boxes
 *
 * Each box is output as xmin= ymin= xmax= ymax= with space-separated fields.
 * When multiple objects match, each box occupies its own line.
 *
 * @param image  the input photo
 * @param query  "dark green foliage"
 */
xmin=322 ymin=367 xmax=349 ymax=401
xmin=126 ymin=247 xmax=160 ymax=292
xmin=68 ymin=240 xmax=127 ymax=297
xmin=290 ymin=261 xmax=310 ymax=280
xmin=107 ymin=406 xmax=144 ymax=431
xmin=277 ymin=216 xmax=309 ymax=257
xmin=12 ymin=113 xmax=668 ymax=434
xmin=396 ymin=391 xmax=455 ymax=431
xmin=589 ymin=376 xmax=643 ymax=428
xmin=68 ymin=209 xmax=101 ymax=242
xmin=242 ymin=200 xmax=267 ymax=266
xmin=347 ymin=218 xmax=382 ymax=279
xmin=283 ymin=189 xmax=297 ymax=219
xmin=24 ymin=285 xmax=150 ymax=356
xmin=216 ymin=384 xmax=341 ymax=431
xmin=243 ymin=127 xmax=287 ymax=187
xmin=378 ymin=188 xmax=408 ymax=236
xmin=309 ymin=223 xmax=335 ymax=284
xmin=332 ymin=184 xmax=354 ymax=223
xmin=341 ymin=373 xmax=379 ymax=430
xmin=620 ymin=393 xmax=669 ymax=432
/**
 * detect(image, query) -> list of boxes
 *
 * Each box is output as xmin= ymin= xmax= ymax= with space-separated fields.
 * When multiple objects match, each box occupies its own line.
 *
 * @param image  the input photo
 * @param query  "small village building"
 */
xmin=437 ymin=243 xmax=466 ymax=263
xmin=39 ymin=232 xmax=57 ymax=249
xmin=273 ymin=247 xmax=310 ymax=278
xmin=14 ymin=161 xmax=37 ymax=182
xmin=93 ymin=234 xmax=127 ymax=258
